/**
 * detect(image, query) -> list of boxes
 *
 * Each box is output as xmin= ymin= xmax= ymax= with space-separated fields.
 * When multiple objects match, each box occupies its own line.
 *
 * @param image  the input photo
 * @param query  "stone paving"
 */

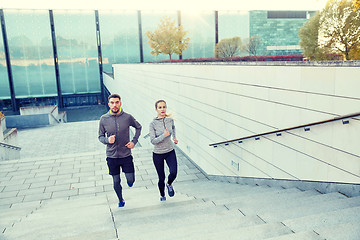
xmin=1 ymin=120 xmax=360 ymax=240
xmin=15 ymin=121 xmax=105 ymax=158
xmin=0 ymin=120 xmax=206 ymax=237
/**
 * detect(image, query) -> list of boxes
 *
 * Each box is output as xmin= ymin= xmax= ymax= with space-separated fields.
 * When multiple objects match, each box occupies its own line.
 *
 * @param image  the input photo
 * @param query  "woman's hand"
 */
xmin=164 ymin=129 xmax=170 ymax=137
xmin=125 ymin=141 xmax=135 ymax=149
xmin=173 ymin=139 xmax=178 ymax=144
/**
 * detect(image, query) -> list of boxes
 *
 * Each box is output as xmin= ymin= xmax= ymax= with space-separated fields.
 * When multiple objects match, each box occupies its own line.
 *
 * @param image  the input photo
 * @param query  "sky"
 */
xmin=0 ymin=0 xmax=329 ymax=11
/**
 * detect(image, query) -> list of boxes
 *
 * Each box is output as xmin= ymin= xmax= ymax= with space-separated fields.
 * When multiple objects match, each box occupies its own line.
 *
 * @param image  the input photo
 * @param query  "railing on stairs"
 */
xmin=0 ymin=141 xmax=21 ymax=151
xmin=209 ymin=112 xmax=360 ymax=147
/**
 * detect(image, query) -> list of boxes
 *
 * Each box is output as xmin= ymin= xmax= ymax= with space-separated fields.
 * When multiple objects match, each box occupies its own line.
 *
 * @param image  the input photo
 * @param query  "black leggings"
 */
xmin=153 ymin=149 xmax=178 ymax=197
xmin=112 ymin=172 xmax=135 ymax=201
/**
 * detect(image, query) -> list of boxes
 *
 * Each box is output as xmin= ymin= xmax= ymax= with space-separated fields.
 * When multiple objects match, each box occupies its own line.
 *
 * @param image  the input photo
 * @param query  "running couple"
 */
xmin=98 ymin=94 xmax=178 ymax=207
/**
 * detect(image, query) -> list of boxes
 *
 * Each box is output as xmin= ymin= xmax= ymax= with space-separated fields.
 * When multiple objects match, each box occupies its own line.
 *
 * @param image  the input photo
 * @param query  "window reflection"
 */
xmin=218 ymin=11 xmax=249 ymax=57
xmin=99 ymin=10 xmax=139 ymax=72
xmin=4 ymin=9 xmax=57 ymax=98
xmin=0 ymin=24 xmax=10 ymax=100
xmin=53 ymin=10 xmax=100 ymax=94
xmin=181 ymin=11 xmax=215 ymax=59
xmin=141 ymin=10 xmax=177 ymax=62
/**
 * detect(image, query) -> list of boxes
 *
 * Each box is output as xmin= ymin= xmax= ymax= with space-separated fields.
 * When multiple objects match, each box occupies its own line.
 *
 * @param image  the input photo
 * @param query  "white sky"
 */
xmin=0 ymin=0 xmax=328 ymax=11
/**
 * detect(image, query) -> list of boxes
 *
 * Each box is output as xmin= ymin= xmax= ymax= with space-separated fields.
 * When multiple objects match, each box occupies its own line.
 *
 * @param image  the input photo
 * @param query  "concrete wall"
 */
xmin=0 ymin=144 xmax=21 ymax=161
xmin=20 ymin=105 xmax=61 ymax=124
xmin=0 ymin=117 xmax=4 ymax=141
xmin=5 ymin=105 xmax=66 ymax=129
xmin=0 ymin=117 xmax=21 ymax=161
xmin=107 ymin=62 xmax=360 ymax=185
xmin=6 ymin=114 xmax=50 ymax=129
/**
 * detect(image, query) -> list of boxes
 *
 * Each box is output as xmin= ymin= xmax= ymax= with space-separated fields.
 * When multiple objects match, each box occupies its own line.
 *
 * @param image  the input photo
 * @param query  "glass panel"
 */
xmin=4 ymin=9 xmax=57 ymax=98
xmin=218 ymin=11 xmax=249 ymax=57
xmin=0 ymin=22 xmax=11 ymax=100
xmin=99 ymin=10 xmax=139 ymax=72
xmin=53 ymin=10 xmax=100 ymax=94
xmin=141 ymin=10 xmax=178 ymax=62
xmin=250 ymin=10 xmax=305 ymax=56
xmin=181 ymin=11 xmax=215 ymax=59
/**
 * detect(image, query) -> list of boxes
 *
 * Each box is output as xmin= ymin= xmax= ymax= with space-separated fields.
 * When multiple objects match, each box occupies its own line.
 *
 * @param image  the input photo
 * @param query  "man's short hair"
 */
xmin=108 ymin=94 xmax=121 ymax=101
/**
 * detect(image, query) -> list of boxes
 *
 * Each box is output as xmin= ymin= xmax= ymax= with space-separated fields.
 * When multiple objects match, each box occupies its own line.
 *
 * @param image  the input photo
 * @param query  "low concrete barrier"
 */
xmin=0 ymin=141 xmax=21 ymax=160
xmin=5 ymin=114 xmax=50 ymax=129
xmin=5 ymin=105 xmax=66 ymax=129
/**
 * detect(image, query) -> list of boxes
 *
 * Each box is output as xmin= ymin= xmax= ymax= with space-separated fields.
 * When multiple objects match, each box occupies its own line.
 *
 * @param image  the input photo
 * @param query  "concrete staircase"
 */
xmin=1 ymin=149 xmax=359 ymax=240
xmin=1 ymin=121 xmax=360 ymax=240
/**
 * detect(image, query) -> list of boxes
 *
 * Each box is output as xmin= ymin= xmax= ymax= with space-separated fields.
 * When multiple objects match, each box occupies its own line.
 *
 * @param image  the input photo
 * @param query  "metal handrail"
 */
xmin=209 ymin=112 xmax=360 ymax=147
xmin=0 ymin=141 xmax=21 ymax=151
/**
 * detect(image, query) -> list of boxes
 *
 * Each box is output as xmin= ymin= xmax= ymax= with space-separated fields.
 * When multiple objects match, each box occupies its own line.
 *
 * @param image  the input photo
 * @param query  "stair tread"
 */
xmin=120 ymin=214 xmax=265 ymax=240
xmin=225 ymin=191 xmax=347 ymax=215
xmin=265 ymin=230 xmax=324 ymax=240
xmin=260 ymin=195 xmax=360 ymax=222
xmin=315 ymin=222 xmax=360 ymax=240
xmin=118 ymin=209 xmax=246 ymax=231
xmin=283 ymin=205 xmax=360 ymax=233
xmin=175 ymin=221 xmax=292 ymax=240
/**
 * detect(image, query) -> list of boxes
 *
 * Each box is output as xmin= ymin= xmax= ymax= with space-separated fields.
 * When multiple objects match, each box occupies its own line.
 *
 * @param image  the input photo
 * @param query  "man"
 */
xmin=98 ymin=94 xmax=142 ymax=207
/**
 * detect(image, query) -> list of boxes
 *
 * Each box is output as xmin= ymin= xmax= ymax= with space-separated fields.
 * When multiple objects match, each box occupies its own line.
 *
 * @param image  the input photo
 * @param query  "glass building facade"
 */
xmin=250 ymin=10 xmax=315 ymax=56
xmin=4 ymin=10 xmax=57 ymax=99
xmin=0 ymin=19 xmax=10 ymax=101
xmin=218 ymin=11 xmax=250 ymax=57
xmin=0 ymin=9 xmax=312 ymax=111
xmin=53 ymin=10 xmax=100 ymax=95
xmin=181 ymin=11 xmax=216 ymax=59
xmin=99 ymin=10 xmax=140 ymax=71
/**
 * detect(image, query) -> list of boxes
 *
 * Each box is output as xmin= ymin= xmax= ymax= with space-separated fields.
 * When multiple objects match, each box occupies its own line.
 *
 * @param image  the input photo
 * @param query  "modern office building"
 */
xmin=0 ymin=9 xmax=314 ymax=111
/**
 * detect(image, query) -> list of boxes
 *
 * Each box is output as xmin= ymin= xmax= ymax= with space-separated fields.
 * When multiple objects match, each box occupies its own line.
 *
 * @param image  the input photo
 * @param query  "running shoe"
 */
xmin=166 ymin=183 xmax=175 ymax=197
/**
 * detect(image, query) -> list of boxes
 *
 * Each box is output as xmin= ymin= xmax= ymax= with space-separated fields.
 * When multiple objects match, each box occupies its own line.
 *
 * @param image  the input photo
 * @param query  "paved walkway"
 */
xmin=16 ymin=120 xmax=105 ymax=158
xmin=0 ymin=121 xmax=206 ymax=237
xmin=2 ymin=121 xmax=360 ymax=240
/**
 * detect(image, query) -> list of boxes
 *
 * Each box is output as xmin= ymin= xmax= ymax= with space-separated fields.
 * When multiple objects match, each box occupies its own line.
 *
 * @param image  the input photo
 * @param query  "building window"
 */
xmin=267 ymin=11 xmax=307 ymax=19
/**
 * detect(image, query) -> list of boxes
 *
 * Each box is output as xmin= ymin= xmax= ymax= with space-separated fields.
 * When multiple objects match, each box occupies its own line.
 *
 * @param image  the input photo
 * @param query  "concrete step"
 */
xmin=2 ymin=195 xmax=116 ymax=240
xmin=115 ymin=200 xmax=228 ymax=226
xmin=315 ymin=222 xmax=360 ymax=240
xmin=265 ymin=230 xmax=324 ymax=240
xmin=177 ymin=181 xmax=286 ymax=199
xmin=198 ymin=187 xmax=301 ymax=203
xmin=120 ymin=214 xmax=265 ymax=240
xmin=260 ymin=195 xmax=360 ymax=222
xmin=0 ymin=201 xmax=43 ymax=234
xmin=283 ymin=205 xmax=360 ymax=233
xmin=189 ymin=184 xmax=284 ymax=197
xmin=176 ymin=221 xmax=293 ymax=240
xmin=210 ymin=188 xmax=319 ymax=206
xmin=225 ymin=191 xmax=347 ymax=215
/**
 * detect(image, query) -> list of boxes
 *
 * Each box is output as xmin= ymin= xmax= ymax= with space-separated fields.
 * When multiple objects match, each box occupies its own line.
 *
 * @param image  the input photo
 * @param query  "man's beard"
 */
xmin=111 ymin=107 xmax=119 ymax=113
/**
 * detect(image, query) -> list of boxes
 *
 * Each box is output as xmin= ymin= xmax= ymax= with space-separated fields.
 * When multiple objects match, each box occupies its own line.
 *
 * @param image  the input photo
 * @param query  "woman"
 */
xmin=149 ymin=100 xmax=178 ymax=201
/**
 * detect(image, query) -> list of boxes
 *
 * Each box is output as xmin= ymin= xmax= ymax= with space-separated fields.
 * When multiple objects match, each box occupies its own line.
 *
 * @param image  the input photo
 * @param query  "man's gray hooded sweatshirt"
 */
xmin=98 ymin=109 xmax=142 ymax=158
xmin=149 ymin=117 xmax=176 ymax=154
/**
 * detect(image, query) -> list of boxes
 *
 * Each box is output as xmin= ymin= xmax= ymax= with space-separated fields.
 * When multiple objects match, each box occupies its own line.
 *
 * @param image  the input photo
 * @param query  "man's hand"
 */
xmin=108 ymin=135 xmax=115 ymax=144
xmin=125 ymin=141 xmax=135 ymax=149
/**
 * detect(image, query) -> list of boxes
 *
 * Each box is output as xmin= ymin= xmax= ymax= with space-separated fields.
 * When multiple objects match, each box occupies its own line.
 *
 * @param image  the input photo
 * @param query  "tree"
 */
xmin=349 ymin=45 xmax=360 ymax=59
xmin=319 ymin=0 xmax=360 ymax=60
xmin=214 ymin=37 xmax=242 ymax=58
xmin=145 ymin=16 xmax=190 ymax=60
xmin=299 ymin=0 xmax=360 ymax=60
xmin=354 ymin=0 xmax=360 ymax=9
xmin=299 ymin=12 xmax=322 ymax=60
xmin=243 ymin=36 xmax=261 ymax=57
